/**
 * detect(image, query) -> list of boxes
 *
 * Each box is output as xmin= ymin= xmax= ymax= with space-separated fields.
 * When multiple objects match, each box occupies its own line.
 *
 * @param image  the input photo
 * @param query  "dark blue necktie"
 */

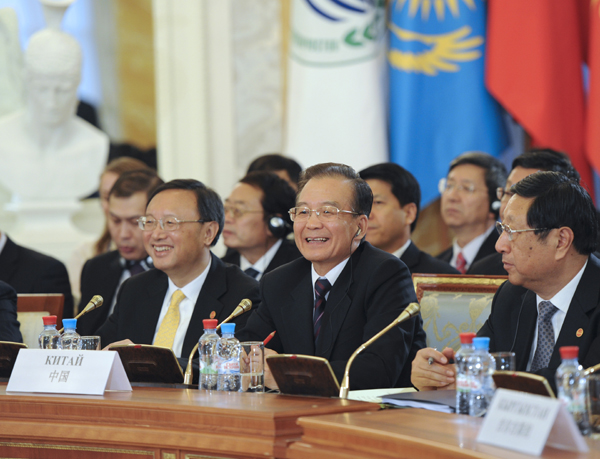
xmin=244 ymin=267 xmax=260 ymax=279
xmin=313 ymin=277 xmax=332 ymax=342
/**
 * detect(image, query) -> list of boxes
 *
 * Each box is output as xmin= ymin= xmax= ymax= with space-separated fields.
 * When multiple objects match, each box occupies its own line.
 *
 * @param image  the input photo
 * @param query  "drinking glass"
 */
xmin=491 ymin=352 xmax=516 ymax=371
xmin=240 ymin=341 xmax=264 ymax=393
xmin=79 ymin=336 xmax=101 ymax=350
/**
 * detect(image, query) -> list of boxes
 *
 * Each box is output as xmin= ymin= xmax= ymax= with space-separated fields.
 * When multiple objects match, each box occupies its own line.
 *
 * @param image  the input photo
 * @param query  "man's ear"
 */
xmin=554 ymin=226 xmax=575 ymax=261
xmin=203 ymin=221 xmax=220 ymax=246
xmin=355 ymin=214 xmax=368 ymax=239
xmin=402 ymin=202 xmax=418 ymax=227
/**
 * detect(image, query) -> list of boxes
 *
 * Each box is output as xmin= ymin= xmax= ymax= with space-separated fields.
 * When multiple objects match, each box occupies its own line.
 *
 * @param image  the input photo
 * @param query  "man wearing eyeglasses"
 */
xmin=412 ymin=171 xmax=600 ymax=392
xmin=221 ymin=172 xmax=301 ymax=280
xmin=238 ymin=163 xmax=426 ymax=390
xmin=436 ymin=152 xmax=507 ymax=274
xmin=469 ymin=149 xmax=580 ymax=275
xmin=97 ymin=179 xmax=260 ymax=359
xmin=77 ymin=169 xmax=164 ymax=336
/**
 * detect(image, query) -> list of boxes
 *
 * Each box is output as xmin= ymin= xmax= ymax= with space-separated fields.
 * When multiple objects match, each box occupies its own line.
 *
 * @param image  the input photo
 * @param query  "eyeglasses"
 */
xmin=223 ymin=205 xmax=263 ymax=219
xmin=288 ymin=206 xmax=359 ymax=222
xmin=496 ymin=187 xmax=515 ymax=201
xmin=495 ymin=221 xmax=549 ymax=241
xmin=438 ymin=178 xmax=480 ymax=195
xmin=137 ymin=216 xmax=207 ymax=231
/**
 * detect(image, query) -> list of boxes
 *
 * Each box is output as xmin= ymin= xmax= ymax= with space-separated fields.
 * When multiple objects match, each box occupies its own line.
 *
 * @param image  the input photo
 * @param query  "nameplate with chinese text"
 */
xmin=477 ymin=388 xmax=588 ymax=455
xmin=6 ymin=349 xmax=131 ymax=395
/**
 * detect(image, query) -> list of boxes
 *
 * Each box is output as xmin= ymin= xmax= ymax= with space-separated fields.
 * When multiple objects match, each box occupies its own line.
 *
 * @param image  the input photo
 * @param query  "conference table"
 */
xmin=0 ymin=384 xmax=375 ymax=459
xmin=2 ymin=384 xmax=600 ymax=459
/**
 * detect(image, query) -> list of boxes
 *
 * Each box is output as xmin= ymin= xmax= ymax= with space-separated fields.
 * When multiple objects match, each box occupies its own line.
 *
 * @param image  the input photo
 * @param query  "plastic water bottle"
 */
xmin=556 ymin=346 xmax=590 ymax=435
xmin=199 ymin=319 xmax=219 ymax=390
xmin=38 ymin=315 xmax=60 ymax=349
xmin=58 ymin=318 xmax=82 ymax=350
xmin=216 ymin=323 xmax=241 ymax=392
xmin=468 ymin=337 xmax=496 ymax=417
xmin=455 ymin=332 xmax=477 ymax=415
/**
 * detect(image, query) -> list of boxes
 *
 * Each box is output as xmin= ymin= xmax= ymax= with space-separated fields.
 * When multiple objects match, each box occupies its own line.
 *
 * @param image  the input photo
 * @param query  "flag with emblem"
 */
xmin=284 ymin=0 xmax=387 ymax=170
xmin=389 ymin=0 xmax=507 ymax=205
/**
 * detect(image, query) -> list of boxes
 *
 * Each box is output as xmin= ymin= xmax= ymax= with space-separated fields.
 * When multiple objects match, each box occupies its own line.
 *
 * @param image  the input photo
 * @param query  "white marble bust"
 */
xmin=0 ymin=28 xmax=108 ymax=202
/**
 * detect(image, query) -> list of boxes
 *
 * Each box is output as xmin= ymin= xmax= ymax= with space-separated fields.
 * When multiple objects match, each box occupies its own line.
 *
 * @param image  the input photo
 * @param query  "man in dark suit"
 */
xmin=0 ymin=234 xmax=74 ymax=319
xmin=77 ymin=170 xmax=164 ymax=336
xmin=0 ymin=281 xmax=22 ymax=343
xmin=97 ymin=179 xmax=259 ymax=358
xmin=222 ymin=172 xmax=301 ymax=280
xmin=359 ymin=163 xmax=458 ymax=275
xmin=412 ymin=172 xmax=600 ymax=392
xmin=435 ymin=152 xmax=507 ymax=273
xmin=469 ymin=149 xmax=580 ymax=276
xmin=239 ymin=163 xmax=426 ymax=390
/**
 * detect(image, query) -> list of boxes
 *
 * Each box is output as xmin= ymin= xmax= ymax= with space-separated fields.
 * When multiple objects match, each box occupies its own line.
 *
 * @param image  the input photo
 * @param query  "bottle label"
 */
xmin=219 ymin=358 xmax=240 ymax=374
xmin=200 ymin=361 xmax=217 ymax=374
xmin=457 ymin=375 xmax=470 ymax=393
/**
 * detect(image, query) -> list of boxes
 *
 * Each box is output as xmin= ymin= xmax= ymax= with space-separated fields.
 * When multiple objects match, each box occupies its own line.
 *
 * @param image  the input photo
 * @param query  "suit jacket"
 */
xmin=436 ymin=229 xmax=499 ymax=274
xmin=478 ymin=255 xmax=600 ymax=390
xmin=97 ymin=253 xmax=260 ymax=357
xmin=468 ymin=252 xmax=507 ymax=276
xmin=0 ymin=236 xmax=74 ymax=319
xmin=238 ymin=241 xmax=426 ymax=390
xmin=401 ymin=241 xmax=460 ymax=275
xmin=77 ymin=250 xmax=125 ymax=336
xmin=221 ymin=239 xmax=302 ymax=274
xmin=0 ymin=281 xmax=22 ymax=343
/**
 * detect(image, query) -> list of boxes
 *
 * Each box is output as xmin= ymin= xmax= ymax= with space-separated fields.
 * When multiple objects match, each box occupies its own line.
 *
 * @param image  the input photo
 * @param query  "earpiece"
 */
xmin=491 ymin=200 xmax=501 ymax=212
xmin=355 ymin=228 xmax=362 ymax=238
xmin=267 ymin=215 xmax=292 ymax=239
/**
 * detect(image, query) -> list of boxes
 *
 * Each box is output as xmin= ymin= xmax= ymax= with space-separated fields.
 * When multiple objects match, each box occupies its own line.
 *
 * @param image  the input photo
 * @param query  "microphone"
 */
xmin=339 ymin=302 xmax=421 ymax=399
xmin=58 ymin=295 xmax=103 ymax=334
xmin=183 ymin=298 xmax=253 ymax=385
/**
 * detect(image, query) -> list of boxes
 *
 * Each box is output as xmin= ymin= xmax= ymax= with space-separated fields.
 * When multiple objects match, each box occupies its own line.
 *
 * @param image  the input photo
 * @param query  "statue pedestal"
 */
xmin=5 ymin=200 xmax=95 ymax=263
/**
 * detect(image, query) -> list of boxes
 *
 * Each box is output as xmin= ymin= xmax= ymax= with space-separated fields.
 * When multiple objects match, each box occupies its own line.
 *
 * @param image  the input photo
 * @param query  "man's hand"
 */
xmin=103 ymin=339 xmax=134 ymax=350
xmin=263 ymin=348 xmax=279 ymax=390
xmin=411 ymin=347 xmax=457 ymax=391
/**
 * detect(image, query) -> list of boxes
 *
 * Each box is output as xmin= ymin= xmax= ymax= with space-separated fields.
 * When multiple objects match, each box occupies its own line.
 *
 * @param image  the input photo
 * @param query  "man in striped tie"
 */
xmin=98 ymin=179 xmax=260 ymax=359
xmin=412 ymin=172 xmax=600 ymax=394
xmin=238 ymin=163 xmax=426 ymax=391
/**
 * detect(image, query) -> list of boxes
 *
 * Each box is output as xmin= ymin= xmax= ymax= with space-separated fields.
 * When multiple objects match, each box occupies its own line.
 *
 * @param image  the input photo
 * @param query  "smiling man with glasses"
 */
xmin=238 ymin=163 xmax=426 ymax=391
xmin=412 ymin=171 xmax=600 ymax=393
xmin=97 ymin=179 xmax=260 ymax=360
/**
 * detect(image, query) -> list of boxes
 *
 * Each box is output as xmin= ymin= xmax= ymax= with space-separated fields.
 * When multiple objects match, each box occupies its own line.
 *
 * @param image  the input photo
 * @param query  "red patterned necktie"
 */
xmin=456 ymin=252 xmax=467 ymax=274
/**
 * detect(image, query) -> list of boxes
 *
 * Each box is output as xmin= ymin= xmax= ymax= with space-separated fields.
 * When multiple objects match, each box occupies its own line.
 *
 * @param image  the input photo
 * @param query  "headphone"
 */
xmin=267 ymin=215 xmax=292 ymax=239
xmin=355 ymin=228 xmax=362 ymax=238
xmin=491 ymin=200 xmax=501 ymax=212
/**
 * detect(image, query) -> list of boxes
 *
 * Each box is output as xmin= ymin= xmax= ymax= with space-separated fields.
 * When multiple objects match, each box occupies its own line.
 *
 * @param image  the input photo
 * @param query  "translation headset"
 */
xmin=491 ymin=200 xmax=501 ymax=212
xmin=267 ymin=215 xmax=292 ymax=239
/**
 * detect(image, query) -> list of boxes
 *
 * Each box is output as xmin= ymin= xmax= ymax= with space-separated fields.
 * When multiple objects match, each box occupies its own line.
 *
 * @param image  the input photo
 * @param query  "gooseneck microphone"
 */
xmin=183 ymin=298 xmax=253 ymax=385
xmin=339 ymin=302 xmax=421 ymax=399
xmin=58 ymin=295 xmax=103 ymax=334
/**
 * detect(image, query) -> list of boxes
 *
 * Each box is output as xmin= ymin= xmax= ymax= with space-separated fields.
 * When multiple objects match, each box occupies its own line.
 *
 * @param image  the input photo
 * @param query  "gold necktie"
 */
xmin=154 ymin=290 xmax=185 ymax=349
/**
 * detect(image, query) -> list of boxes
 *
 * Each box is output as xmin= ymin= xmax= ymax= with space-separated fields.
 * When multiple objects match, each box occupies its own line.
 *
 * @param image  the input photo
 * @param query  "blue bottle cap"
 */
xmin=62 ymin=318 xmax=77 ymax=330
xmin=220 ymin=323 xmax=235 ymax=334
xmin=472 ymin=337 xmax=490 ymax=350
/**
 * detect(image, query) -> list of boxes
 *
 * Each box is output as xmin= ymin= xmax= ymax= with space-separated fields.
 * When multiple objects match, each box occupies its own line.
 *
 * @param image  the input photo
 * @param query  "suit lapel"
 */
xmin=551 ymin=257 xmax=600 ymax=368
xmin=514 ymin=289 xmax=537 ymax=371
xmin=0 ymin=237 xmax=19 ymax=281
xmin=400 ymin=242 xmax=419 ymax=270
xmin=282 ymin=269 xmax=315 ymax=355
xmin=139 ymin=272 xmax=169 ymax=344
xmin=182 ymin=254 xmax=228 ymax=354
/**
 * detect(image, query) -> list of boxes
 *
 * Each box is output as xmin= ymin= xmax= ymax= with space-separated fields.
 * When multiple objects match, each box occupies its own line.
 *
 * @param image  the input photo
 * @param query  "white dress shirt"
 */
xmin=239 ymin=239 xmax=283 ymax=281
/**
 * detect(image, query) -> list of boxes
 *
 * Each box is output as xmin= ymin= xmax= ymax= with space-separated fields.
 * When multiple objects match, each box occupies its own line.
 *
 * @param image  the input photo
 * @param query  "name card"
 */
xmin=7 ymin=349 xmax=132 ymax=396
xmin=477 ymin=389 xmax=588 ymax=455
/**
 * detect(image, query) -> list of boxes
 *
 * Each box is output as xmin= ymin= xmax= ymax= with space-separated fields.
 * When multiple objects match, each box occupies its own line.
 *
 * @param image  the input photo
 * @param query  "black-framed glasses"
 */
xmin=495 ymin=221 xmax=549 ymax=242
xmin=137 ymin=216 xmax=207 ymax=231
xmin=288 ymin=206 xmax=359 ymax=222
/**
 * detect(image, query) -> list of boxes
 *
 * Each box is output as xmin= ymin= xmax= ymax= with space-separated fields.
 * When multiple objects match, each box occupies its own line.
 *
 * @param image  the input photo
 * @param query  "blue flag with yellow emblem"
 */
xmin=389 ymin=0 xmax=507 ymax=206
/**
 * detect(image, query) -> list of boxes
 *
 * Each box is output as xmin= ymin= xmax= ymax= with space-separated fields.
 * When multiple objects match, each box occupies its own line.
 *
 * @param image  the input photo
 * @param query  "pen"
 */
xmin=263 ymin=331 xmax=276 ymax=346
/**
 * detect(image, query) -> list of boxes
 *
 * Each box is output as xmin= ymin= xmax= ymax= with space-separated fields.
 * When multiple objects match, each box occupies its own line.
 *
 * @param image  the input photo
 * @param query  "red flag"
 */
xmin=587 ymin=0 xmax=600 ymax=175
xmin=486 ymin=0 xmax=593 ymax=191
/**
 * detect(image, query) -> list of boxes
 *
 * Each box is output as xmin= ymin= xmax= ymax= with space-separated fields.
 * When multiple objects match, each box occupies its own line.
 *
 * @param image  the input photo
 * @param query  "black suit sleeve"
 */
xmin=0 ymin=281 xmax=22 ymax=343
